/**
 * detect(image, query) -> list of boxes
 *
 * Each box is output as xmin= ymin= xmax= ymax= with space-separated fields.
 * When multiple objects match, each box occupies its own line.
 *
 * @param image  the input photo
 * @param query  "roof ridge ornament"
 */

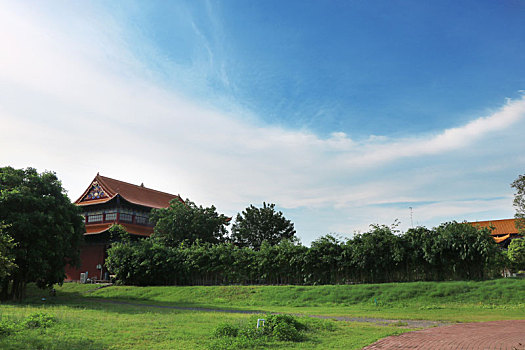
xmin=82 ymin=180 xmax=107 ymax=201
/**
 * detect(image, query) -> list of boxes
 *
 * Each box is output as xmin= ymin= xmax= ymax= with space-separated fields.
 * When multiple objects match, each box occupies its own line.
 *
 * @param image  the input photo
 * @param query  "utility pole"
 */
xmin=409 ymin=207 xmax=413 ymax=228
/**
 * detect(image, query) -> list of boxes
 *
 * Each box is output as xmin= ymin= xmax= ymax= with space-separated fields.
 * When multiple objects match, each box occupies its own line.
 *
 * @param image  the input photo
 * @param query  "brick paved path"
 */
xmin=363 ymin=320 xmax=525 ymax=349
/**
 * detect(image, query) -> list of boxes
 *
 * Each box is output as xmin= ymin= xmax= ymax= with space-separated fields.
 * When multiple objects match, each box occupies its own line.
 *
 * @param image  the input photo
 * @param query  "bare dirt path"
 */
xmin=363 ymin=319 xmax=525 ymax=350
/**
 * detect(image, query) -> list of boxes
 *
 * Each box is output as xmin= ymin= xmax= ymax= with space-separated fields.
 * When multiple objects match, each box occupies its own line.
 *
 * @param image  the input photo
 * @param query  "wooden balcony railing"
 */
xmin=85 ymin=212 xmax=152 ymax=226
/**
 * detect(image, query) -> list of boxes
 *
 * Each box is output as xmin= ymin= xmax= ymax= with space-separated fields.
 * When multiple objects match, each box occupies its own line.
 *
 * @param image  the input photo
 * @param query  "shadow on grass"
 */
xmin=12 ymin=283 xmax=265 ymax=316
xmin=0 ymin=335 xmax=104 ymax=350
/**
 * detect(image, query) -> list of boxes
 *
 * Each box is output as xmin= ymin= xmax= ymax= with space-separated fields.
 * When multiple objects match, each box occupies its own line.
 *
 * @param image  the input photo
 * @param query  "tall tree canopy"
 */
xmin=230 ymin=202 xmax=296 ymax=249
xmin=150 ymin=198 xmax=229 ymax=246
xmin=0 ymin=222 xmax=16 ymax=281
xmin=0 ymin=167 xmax=84 ymax=300
xmin=511 ymin=174 xmax=525 ymax=233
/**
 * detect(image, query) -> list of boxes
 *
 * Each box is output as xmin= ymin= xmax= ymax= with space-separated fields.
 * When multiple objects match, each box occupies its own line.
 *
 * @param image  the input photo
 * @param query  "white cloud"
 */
xmin=0 ymin=1 xmax=523 ymax=244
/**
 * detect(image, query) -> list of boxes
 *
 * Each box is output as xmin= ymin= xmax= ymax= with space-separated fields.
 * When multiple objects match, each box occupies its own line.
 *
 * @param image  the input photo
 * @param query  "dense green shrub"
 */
xmin=237 ymin=326 xmax=264 ymax=339
xmin=0 ymin=313 xmax=56 ymax=338
xmin=210 ymin=314 xmax=308 ymax=348
xmin=264 ymin=314 xmax=307 ymax=333
xmin=107 ymin=221 xmax=504 ymax=286
xmin=0 ymin=320 xmax=18 ymax=336
xmin=21 ymin=312 xmax=56 ymax=329
xmin=272 ymin=322 xmax=302 ymax=341
xmin=213 ymin=323 xmax=239 ymax=338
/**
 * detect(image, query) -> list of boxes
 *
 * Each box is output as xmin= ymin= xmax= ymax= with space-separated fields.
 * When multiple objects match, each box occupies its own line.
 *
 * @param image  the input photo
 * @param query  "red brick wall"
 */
xmin=65 ymin=244 xmax=107 ymax=281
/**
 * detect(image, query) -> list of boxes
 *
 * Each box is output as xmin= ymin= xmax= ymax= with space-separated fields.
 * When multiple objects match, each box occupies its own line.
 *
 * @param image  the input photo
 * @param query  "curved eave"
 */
xmin=85 ymin=223 xmax=113 ymax=235
xmin=84 ymin=222 xmax=153 ymax=237
xmin=493 ymin=234 xmax=511 ymax=244
xmin=77 ymin=194 xmax=118 ymax=207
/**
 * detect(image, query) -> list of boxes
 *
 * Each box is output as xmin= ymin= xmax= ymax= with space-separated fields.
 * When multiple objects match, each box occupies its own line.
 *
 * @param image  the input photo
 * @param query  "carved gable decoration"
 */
xmin=82 ymin=181 xmax=108 ymax=201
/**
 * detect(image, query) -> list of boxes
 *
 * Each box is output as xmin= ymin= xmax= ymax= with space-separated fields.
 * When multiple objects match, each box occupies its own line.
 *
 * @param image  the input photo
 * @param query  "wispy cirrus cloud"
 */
xmin=1 ymin=1 xmax=523 ymax=243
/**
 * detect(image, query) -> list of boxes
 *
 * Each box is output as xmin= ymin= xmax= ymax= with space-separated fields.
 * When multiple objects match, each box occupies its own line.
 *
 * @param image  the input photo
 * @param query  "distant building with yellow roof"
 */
xmin=469 ymin=218 xmax=522 ymax=247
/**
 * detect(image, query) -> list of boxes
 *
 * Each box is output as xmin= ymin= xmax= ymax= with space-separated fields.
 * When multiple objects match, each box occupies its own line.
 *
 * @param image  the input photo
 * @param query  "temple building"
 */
xmin=469 ymin=218 xmax=522 ymax=247
xmin=65 ymin=173 xmax=183 ymax=281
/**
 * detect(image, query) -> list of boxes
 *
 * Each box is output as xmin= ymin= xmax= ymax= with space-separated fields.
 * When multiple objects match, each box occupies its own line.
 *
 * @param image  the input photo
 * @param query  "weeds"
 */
xmin=210 ymin=313 xmax=332 ymax=348
xmin=0 ymin=312 xmax=57 ymax=337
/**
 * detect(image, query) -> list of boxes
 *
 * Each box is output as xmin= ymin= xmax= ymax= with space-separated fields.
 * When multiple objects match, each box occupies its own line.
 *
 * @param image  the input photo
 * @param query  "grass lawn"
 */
xmin=0 ymin=279 xmax=523 ymax=349
xmin=0 ymin=304 xmax=411 ymax=350
xmin=85 ymin=278 xmax=525 ymax=322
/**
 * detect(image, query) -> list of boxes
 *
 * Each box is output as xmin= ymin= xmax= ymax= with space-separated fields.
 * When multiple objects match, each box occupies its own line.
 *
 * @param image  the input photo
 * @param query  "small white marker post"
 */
xmin=257 ymin=319 xmax=265 ymax=329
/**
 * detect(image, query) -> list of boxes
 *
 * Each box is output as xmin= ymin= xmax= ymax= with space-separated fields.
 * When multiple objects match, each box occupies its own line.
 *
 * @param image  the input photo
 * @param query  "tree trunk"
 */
xmin=0 ymin=279 xmax=9 ymax=301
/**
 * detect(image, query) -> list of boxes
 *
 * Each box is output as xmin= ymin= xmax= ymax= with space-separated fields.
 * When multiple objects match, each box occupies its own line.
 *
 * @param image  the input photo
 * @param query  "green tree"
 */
xmin=511 ymin=174 xmax=525 ymax=233
xmin=106 ymin=238 xmax=187 ymax=286
xmin=508 ymin=238 xmax=525 ymax=271
xmin=0 ymin=167 xmax=84 ymax=300
xmin=108 ymin=224 xmax=132 ymax=243
xmin=306 ymin=235 xmax=343 ymax=284
xmin=0 ymin=223 xmax=16 ymax=280
xmin=231 ymin=202 xmax=296 ymax=249
xmin=150 ymin=199 xmax=229 ymax=246
xmin=430 ymin=222 xmax=499 ymax=280
xmin=401 ymin=226 xmax=435 ymax=281
xmin=348 ymin=225 xmax=405 ymax=283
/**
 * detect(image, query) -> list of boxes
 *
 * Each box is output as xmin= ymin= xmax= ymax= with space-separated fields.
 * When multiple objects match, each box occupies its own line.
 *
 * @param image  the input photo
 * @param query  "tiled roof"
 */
xmin=84 ymin=223 xmax=153 ymax=237
xmin=84 ymin=223 xmax=113 ymax=235
xmin=469 ymin=218 xmax=519 ymax=236
xmin=76 ymin=174 xmax=183 ymax=209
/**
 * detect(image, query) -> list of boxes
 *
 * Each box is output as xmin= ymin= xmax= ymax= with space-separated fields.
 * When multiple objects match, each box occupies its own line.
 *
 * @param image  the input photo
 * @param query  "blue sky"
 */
xmin=1 ymin=0 xmax=524 ymax=244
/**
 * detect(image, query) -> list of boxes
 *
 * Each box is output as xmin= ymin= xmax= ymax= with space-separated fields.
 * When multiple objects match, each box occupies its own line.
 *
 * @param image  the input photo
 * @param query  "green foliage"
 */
xmin=211 ymin=314 xmax=307 ymax=347
xmin=257 ymin=239 xmax=307 ymax=284
xmin=0 ymin=320 xmax=18 ymax=337
xmin=0 ymin=167 xmax=84 ymax=300
xmin=150 ymin=198 xmax=229 ymax=246
xmin=105 ymin=238 xmax=187 ymax=286
xmin=511 ymin=174 xmax=525 ymax=233
xmin=108 ymin=217 xmax=503 ymax=286
xmin=428 ymin=221 xmax=500 ymax=280
xmin=108 ymin=224 xmax=131 ymax=243
xmin=213 ymin=323 xmax=239 ymax=338
xmin=306 ymin=234 xmax=344 ymax=284
xmin=237 ymin=324 xmax=265 ymax=339
xmin=264 ymin=314 xmax=307 ymax=341
xmin=20 ymin=312 xmax=56 ymax=329
xmin=507 ymin=238 xmax=525 ymax=270
xmin=0 ymin=313 xmax=56 ymax=338
xmin=231 ymin=202 xmax=296 ymax=249
xmin=273 ymin=322 xmax=302 ymax=341
xmin=0 ymin=222 xmax=16 ymax=280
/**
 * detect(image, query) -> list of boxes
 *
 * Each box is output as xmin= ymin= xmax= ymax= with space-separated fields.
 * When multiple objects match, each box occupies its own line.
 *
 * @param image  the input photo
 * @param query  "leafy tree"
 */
xmin=306 ymin=235 xmax=343 ymax=284
xmin=401 ymin=226 xmax=435 ymax=281
xmin=108 ymin=224 xmax=131 ymax=242
xmin=106 ymin=238 xmax=187 ymax=286
xmin=511 ymin=174 xmax=525 ymax=233
xmin=0 ymin=223 xmax=16 ymax=280
xmin=430 ymin=222 xmax=499 ymax=280
xmin=348 ymin=225 xmax=405 ymax=283
xmin=508 ymin=238 xmax=525 ymax=271
xmin=272 ymin=239 xmax=307 ymax=284
xmin=231 ymin=203 xmax=296 ymax=249
xmin=150 ymin=199 xmax=229 ymax=246
xmin=0 ymin=167 xmax=84 ymax=300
